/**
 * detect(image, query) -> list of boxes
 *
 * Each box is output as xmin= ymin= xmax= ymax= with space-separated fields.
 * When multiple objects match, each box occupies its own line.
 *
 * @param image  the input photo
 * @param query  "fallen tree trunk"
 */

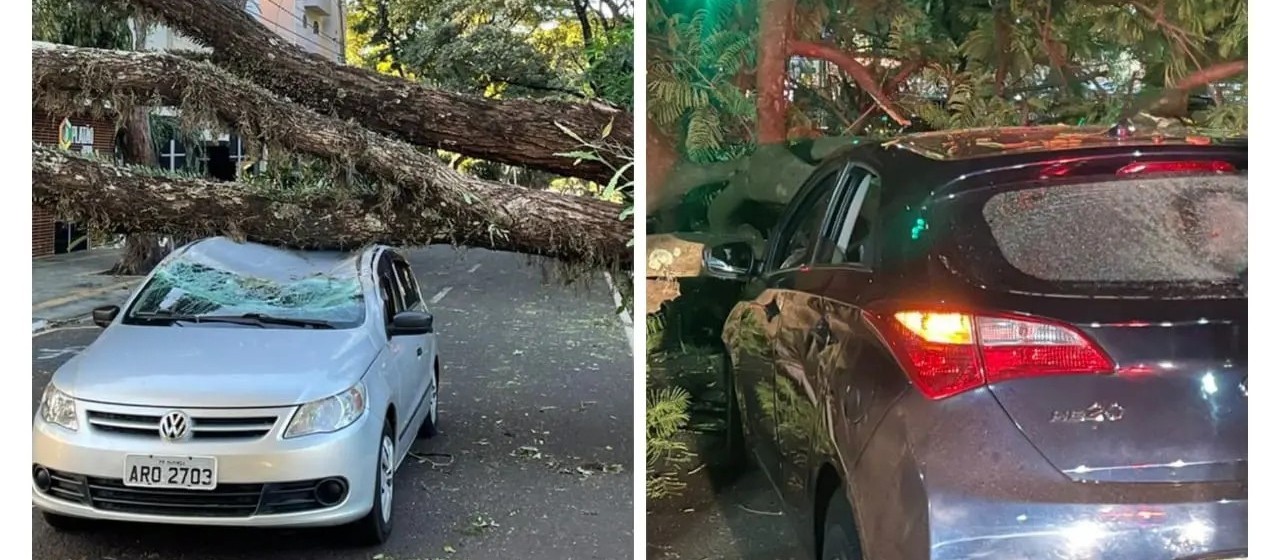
xmin=125 ymin=0 xmax=631 ymax=184
xmin=32 ymin=42 xmax=630 ymax=268
xmin=33 ymin=145 xmax=630 ymax=266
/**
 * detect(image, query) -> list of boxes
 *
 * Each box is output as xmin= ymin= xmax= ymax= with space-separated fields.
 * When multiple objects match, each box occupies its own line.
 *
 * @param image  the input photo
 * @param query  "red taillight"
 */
xmin=863 ymin=310 xmax=1115 ymax=399
xmin=1116 ymin=160 xmax=1235 ymax=175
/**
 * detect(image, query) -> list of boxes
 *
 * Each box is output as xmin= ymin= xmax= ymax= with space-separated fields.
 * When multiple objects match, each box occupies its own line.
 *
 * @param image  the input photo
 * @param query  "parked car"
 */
xmin=32 ymin=237 xmax=441 ymax=545
xmin=708 ymin=126 xmax=1247 ymax=560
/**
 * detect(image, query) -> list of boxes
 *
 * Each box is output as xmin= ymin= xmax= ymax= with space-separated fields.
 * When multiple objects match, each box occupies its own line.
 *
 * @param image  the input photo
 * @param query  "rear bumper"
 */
xmin=927 ymin=494 xmax=1246 ymax=560
xmin=850 ymin=389 xmax=1247 ymax=560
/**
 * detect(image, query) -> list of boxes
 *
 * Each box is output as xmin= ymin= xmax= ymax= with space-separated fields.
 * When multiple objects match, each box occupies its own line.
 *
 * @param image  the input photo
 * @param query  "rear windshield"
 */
xmin=940 ymin=173 xmax=1247 ymax=298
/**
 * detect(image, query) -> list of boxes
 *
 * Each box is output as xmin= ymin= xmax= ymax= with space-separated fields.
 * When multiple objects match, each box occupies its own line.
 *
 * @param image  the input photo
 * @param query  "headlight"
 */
xmin=284 ymin=382 xmax=367 ymax=438
xmin=39 ymin=384 xmax=78 ymax=431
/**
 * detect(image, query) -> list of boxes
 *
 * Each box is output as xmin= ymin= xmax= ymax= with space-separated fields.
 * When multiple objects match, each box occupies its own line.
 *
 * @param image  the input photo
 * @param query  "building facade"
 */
xmin=143 ymin=0 xmax=346 ymax=63
xmin=32 ymin=111 xmax=117 ymax=257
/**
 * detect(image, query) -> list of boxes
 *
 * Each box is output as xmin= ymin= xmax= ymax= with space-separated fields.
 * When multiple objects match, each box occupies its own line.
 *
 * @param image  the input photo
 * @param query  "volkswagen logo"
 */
xmin=158 ymin=411 xmax=191 ymax=441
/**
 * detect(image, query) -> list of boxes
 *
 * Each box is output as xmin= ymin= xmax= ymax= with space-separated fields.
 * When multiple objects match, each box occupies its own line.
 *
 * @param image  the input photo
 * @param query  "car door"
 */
xmin=753 ymin=161 xmax=850 ymax=494
xmin=375 ymin=252 xmax=417 ymax=442
xmin=390 ymin=256 xmax=435 ymax=432
xmin=802 ymin=164 xmax=917 ymax=538
xmin=767 ymin=162 xmax=854 ymax=512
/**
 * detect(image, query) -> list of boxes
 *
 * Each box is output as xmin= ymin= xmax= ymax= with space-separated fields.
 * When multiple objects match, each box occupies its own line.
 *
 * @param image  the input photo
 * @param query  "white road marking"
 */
xmin=32 ymin=325 xmax=99 ymax=338
xmin=36 ymin=346 xmax=87 ymax=360
xmin=602 ymin=272 xmax=633 ymax=351
xmin=429 ymin=287 xmax=454 ymax=304
xmin=467 ymin=263 xmax=481 ymax=273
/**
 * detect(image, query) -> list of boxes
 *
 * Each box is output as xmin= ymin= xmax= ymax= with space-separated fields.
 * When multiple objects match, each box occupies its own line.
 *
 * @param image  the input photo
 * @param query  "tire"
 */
xmin=820 ymin=490 xmax=864 ymax=560
xmin=41 ymin=511 xmax=93 ymax=532
xmin=722 ymin=355 xmax=749 ymax=470
xmin=417 ymin=368 xmax=439 ymax=439
xmin=347 ymin=420 xmax=395 ymax=546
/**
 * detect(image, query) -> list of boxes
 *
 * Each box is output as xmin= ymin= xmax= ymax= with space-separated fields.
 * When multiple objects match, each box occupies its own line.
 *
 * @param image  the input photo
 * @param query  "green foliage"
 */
xmin=584 ymin=24 xmax=635 ymax=108
xmin=650 ymin=0 xmax=1248 ymax=161
xmin=33 ymin=0 xmax=132 ymax=48
xmin=553 ymin=120 xmax=635 ymax=243
xmin=646 ymin=384 xmax=692 ymax=499
xmin=348 ymin=0 xmax=631 ymax=102
xmin=647 ymin=0 xmax=758 ymax=163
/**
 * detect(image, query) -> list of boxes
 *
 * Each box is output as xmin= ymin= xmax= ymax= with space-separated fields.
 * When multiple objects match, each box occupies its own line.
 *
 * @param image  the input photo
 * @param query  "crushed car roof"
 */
xmin=881 ymin=125 xmax=1246 ymax=161
xmin=172 ymin=237 xmax=365 ymax=280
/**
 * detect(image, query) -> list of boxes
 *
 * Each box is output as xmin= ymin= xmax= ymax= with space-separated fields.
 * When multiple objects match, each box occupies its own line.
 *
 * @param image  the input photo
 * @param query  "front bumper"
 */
xmin=31 ymin=402 xmax=380 ymax=528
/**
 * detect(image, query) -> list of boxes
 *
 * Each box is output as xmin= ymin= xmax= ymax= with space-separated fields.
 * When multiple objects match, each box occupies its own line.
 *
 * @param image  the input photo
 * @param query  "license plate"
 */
xmin=123 ymin=454 xmax=217 ymax=490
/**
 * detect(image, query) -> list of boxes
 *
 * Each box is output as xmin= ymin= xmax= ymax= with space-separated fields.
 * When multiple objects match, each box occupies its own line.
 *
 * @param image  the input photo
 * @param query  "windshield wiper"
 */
xmin=205 ymin=313 xmax=336 ymax=329
xmin=129 ymin=311 xmax=334 ymax=329
xmin=129 ymin=311 xmax=192 ymax=325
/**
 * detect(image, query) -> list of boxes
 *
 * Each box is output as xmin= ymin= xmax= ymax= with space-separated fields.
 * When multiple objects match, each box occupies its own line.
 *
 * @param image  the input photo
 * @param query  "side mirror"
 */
xmin=92 ymin=305 xmax=119 ymax=328
xmin=388 ymin=311 xmax=433 ymax=336
xmin=703 ymin=242 xmax=756 ymax=281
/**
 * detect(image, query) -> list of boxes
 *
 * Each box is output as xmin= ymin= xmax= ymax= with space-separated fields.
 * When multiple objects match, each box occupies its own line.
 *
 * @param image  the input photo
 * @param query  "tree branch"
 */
xmin=32 ymin=42 xmax=630 ymax=267
xmin=844 ymin=59 xmax=922 ymax=134
xmin=789 ymin=40 xmax=911 ymax=126
xmin=124 ymin=0 xmax=631 ymax=184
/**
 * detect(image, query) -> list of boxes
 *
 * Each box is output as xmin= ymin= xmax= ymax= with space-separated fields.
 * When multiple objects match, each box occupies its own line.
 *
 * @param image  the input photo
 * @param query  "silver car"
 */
xmin=32 ymin=237 xmax=441 ymax=545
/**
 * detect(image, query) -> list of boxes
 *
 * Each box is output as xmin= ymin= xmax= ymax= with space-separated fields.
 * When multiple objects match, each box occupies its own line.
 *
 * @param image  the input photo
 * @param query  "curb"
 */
xmin=602 ymin=271 xmax=634 ymax=351
xmin=31 ymin=320 xmax=49 ymax=334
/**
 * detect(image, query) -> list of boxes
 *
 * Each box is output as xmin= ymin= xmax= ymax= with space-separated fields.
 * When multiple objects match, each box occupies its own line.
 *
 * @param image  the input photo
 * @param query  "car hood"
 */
xmin=54 ymin=324 xmax=382 ymax=408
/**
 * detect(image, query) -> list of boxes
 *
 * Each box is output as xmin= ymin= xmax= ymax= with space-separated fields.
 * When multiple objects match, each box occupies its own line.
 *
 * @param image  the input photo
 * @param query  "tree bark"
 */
xmin=646 ymin=117 xmax=679 ymax=212
xmin=33 ymin=145 xmax=630 ymax=266
xmin=124 ymin=0 xmax=630 ymax=184
xmin=755 ymin=0 xmax=795 ymax=144
xmin=116 ymin=15 xmax=172 ymax=276
xmin=33 ymin=42 xmax=630 ymax=267
xmin=114 ymin=106 xmax=172 ymax=275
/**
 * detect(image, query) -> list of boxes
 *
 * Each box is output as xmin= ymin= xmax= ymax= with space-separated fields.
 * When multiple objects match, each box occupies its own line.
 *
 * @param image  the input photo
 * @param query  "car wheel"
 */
xmin=41 ymin=511 xmax=93 ymax=532
xmin=820 ymin=489 xmax=864 ymax=560
xmin=722 ymin=355 xmax=748 ymax=470
xmin=417 ymin=371 xmax=439 ymax=439
xmin=348 ymin=420 xmax=395 ymax=545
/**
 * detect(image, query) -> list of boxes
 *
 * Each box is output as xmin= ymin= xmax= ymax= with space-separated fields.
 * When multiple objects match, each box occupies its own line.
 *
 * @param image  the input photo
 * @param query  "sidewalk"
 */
xmin=32 ymin=248 xmax=142 ymax=332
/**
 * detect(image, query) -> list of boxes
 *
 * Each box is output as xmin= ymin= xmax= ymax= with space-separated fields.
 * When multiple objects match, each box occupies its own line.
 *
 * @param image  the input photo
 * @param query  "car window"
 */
xmin=392 ymin=260 xmax=423 ymax=310
xmin=817 ymin=169 xmax=881 ymax=266
xmin=942 ymin=173 xmax=1247 ymax=297
xmin=770 ymin=169 xmax=843 ymax=271
xmin=375 ymin=255 xmax=402 ymax=321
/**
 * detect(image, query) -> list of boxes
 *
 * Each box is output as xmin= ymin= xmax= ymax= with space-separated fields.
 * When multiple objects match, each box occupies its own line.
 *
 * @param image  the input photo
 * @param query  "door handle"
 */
xmin=416 ymin=347 xmax=423 ymax=357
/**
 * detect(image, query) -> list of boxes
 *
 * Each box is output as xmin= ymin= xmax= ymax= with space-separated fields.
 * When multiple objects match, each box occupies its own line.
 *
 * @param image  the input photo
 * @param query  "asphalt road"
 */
xmin=31 ymin=247 xmax=634 ymax=560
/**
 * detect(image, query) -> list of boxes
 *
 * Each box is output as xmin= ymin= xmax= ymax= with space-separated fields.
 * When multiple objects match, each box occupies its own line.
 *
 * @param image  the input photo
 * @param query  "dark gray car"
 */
xmin=709 ymin=126 xmax=1247 ymax=559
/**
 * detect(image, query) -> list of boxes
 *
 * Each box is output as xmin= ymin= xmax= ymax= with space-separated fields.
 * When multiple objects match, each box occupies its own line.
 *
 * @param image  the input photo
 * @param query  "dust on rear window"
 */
xmin=980 ymin=174 xmax=1246 ymax=287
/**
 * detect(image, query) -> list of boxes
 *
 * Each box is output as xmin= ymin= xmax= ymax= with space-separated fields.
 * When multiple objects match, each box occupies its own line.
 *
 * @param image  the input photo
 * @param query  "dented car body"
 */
xmin=32 ymin=237 xmax=441 ymax=545
xmin=710 ymin=127 xmax=1248 ymax=559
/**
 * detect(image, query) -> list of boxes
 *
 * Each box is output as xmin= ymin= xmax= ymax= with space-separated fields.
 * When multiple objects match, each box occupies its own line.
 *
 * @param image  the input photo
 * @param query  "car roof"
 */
xmin=172 ymin=237 xmax=370 ymax=280
xmin=878 ymin=125 xmax=1246 ymax=161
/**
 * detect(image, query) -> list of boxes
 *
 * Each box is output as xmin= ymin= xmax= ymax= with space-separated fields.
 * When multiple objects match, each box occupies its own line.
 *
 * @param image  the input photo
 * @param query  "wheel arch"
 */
xmin=812 ymin=460 xmax=846 ymax=556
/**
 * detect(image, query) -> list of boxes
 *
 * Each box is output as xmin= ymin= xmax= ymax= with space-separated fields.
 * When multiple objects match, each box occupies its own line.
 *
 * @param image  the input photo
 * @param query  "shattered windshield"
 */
xmin=124 ymin=248 xmax=366 ymax=328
